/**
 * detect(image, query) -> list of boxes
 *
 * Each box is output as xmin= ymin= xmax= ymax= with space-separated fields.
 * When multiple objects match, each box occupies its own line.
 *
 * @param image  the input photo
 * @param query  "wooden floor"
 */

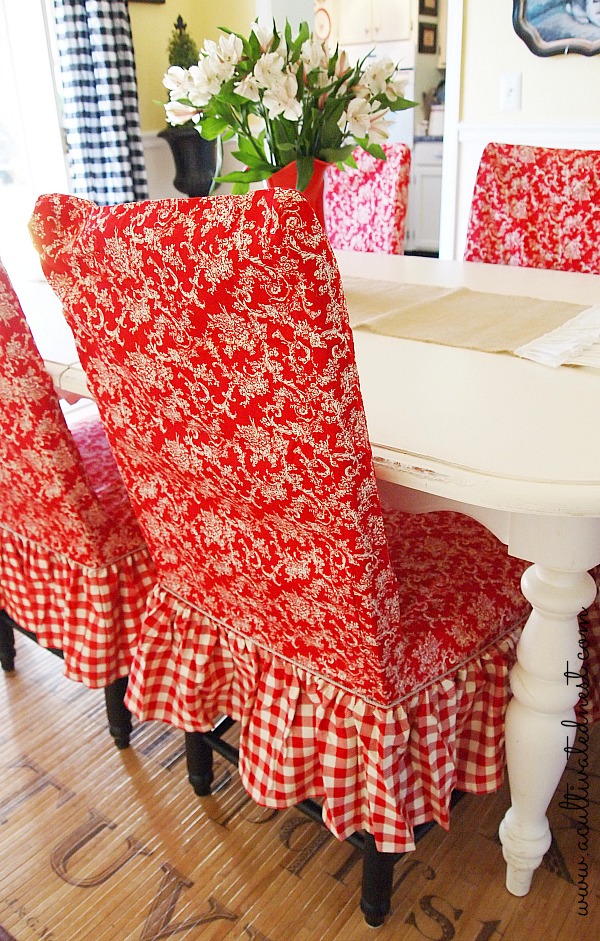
xmin=1 ymin=637 xmax=598 ymax=941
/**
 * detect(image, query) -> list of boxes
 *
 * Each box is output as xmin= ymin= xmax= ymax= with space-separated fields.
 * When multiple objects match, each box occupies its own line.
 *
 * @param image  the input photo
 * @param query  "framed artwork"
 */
xmin=513 ymin=1 xmax=600 ymax=56
xmin=418 ymin=22 xmax=438 ymax=54
xmin=419 ymin=0 xmax=439 ymax=15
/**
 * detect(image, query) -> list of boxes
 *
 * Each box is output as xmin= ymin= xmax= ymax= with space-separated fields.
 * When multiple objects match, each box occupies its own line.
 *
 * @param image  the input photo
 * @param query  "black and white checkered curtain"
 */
xmin=53 ymin=0 xmax=149 ymax=204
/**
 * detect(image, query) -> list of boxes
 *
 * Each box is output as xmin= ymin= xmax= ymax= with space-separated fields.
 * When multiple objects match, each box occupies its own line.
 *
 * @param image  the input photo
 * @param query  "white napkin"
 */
xmin=515 ymin=304 xmax=600 ymax=368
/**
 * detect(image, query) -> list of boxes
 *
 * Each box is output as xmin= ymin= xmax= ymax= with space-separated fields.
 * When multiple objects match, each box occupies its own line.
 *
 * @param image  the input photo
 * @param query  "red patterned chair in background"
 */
xmin=31 ymin=189 xmax=531 ymax=926
xmin=464 ymin=142 xmax=600 ymax=273
xmin=0 ymin=260 xmax=155 ymax=747
xmin=464 ymin=141 xmax=600 ymax=726
xmin=323 ymin=142 xmax=411 ymax=253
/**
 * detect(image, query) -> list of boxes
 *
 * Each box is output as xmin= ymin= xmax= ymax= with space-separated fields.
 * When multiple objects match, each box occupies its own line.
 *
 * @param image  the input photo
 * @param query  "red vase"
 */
xmin=265 ymin=159 xmax=329 ymax=228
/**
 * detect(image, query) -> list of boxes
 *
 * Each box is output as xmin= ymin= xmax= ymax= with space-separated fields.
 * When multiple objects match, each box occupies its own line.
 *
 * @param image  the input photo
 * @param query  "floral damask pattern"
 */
xmin=0 ymin=260 xmax=155 ymax=685
xmin=31 ymin=190 xmax=532 ymax=849
xmin=323 ymin=143 xmax=411 ymax=254
xmin=464 ymin=142 xmax=600 ymax=273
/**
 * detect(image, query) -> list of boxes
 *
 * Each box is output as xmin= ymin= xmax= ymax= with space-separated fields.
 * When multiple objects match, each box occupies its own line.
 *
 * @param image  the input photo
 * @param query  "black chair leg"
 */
xmin=185 ymin=731 xmax=214 ymax=796
xmin=0 ymin=611 xmax=17 ymax=672
xmin=360 ymin=832 xmax=397 ymax=928
xmin=104 ymin=676 xmax=132 ymax=749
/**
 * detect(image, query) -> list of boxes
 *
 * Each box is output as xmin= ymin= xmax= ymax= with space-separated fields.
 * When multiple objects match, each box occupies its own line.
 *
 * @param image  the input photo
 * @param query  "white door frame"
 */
xmin=438 ymin=0 xmax=464 ymax=260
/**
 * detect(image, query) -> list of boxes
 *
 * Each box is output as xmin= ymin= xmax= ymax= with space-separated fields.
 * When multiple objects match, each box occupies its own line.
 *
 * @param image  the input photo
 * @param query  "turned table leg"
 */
xmin=499 ymin=563 xmax=597 ymax=896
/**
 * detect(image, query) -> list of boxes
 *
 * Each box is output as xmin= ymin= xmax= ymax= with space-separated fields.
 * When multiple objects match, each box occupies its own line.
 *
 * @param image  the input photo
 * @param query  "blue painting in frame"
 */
xmin=513 ymin=1 xmax=600 ymax=55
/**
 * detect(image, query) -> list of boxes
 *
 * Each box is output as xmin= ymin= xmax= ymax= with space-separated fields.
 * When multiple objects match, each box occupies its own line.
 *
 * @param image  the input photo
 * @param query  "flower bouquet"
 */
xmin=162 ymin=19 xmax=416 ymax=194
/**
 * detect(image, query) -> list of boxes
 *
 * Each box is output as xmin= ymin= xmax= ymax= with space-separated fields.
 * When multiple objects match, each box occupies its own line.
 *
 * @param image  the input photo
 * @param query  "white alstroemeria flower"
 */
xmin=339 ymin=97 xmax=372 ymax=137
xmin=187 ymin=58 xmax=228 ymax=107
xmin=202 ymin=38 xmax=220 ymax=58
xmin=362 ymin=58 xmax=395 ymax=97
xmin=165 ymin=100 xmax=202 ymax=126
xmin=254 ymin=51 xmax=286 ymax=88
xmin=300 ymin=38 xmax=328 ymax=72
xmin=252 ymin=22 xmax=275 ymax=53
xmin=385 ymin=72 xmax=408 ymax=102
xmin=262 ymin=73 xmax=302 ymax=121
xmin=235 ymin=74 xmax=261 ymax=102
xmin=247 ymin=112 xmax=266 ymax=136
xmin=163 ymin=66 xmax=196 ymax=99
xmin=351 ymin=80 xmax=371 ymax=102
xmin=216 ymin=33 xmax=244 ymax=65
xmin=365 ymin=106 xmax=392 ymax=143
xmin=334 ymin=50 xmax=350 ymax=78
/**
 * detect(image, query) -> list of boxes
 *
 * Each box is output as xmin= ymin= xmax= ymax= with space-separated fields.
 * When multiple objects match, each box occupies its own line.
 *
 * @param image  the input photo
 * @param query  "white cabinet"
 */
xmin=405 ymin=140 xmax=443 ymax=254
xmin=337 ymin=0 xmax=412 ymax=45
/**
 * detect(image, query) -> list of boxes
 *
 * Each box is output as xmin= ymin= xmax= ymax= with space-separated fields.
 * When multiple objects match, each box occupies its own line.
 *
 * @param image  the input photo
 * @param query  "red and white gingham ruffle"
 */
xmin=0 ymin=528 xmax=155 ymax=687
xmin=126 ymin=586 xmax=522 ymax=853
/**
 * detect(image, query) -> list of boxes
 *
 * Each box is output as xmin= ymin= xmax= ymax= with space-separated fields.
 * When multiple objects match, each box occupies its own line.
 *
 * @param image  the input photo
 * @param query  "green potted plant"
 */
xmin=158 ymin=16 xmax=220 ymax=197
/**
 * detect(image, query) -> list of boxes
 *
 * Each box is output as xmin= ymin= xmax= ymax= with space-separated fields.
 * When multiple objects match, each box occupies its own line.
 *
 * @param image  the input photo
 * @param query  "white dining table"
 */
xmin=23 ymin=252 xmax=600 ymax=900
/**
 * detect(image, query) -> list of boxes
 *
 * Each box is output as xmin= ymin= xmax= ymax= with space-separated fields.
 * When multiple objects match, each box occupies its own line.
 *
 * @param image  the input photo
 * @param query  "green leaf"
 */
xmin=289 ymin=20 xmax=310 ymax=58
xmin=216 ymin=166 xmax=273 ymax=184
xmin=248 ymin=29 xmax=261 ymax=60
xmin=234 ymin=135 xmax=267 ymax=163
xmin=318 ymin=145 xmax=355 ymax=164
xmin=354 ymin=140 xmax=387 ymax=161
xmin=366 ymin=142 xmax=387 ymax=160
xmin=321 ymin=96 xmax=347 ymax=125
xmin=271 ymin=118 xmax=299 ymax=149
xmin=295 ymin=155 xmax=314 ymax=192
xmin=231 ymin=150 xmax=271 ymax=172
xmin=386 ymin=97 xmax=418 ymax=112
xmin=269 ymin=19 xmax=283 ymax=53
xmin=277 ymin=142 xmax=298 ymax=157
xmin=198 ymin=116 xmax=231 ymax=139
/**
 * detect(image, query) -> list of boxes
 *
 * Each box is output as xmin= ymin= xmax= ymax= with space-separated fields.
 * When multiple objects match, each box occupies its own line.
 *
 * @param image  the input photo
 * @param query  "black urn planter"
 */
xmin=158 ymin=125 xmax=220 ymax=197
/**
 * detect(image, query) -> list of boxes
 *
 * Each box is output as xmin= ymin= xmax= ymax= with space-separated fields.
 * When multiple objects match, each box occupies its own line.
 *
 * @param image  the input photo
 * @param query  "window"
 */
xmin=0 ymin=0 xmax=69 ymax=280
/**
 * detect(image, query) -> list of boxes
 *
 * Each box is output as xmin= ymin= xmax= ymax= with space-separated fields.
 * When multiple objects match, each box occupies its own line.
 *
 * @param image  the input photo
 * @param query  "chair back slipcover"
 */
xmin=30 ymin=190 xmax=530 ymax=851
xmin=464 ymin=142 xmax=600 ymax=273
xmin=0 ymin=260 xmax=155 ymax=685
xmin=324 ymin=143 xmax=411 ymax=253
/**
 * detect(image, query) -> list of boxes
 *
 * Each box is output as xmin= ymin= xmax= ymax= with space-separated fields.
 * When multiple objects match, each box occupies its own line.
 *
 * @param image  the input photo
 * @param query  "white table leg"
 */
xmin=499 ymin=562 xmax=597 ymax=896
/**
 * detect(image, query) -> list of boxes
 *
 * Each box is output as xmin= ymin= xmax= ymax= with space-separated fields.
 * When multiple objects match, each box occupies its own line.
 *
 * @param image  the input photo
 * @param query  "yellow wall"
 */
xmin=461 ymin=2 xmax=600 ymax=126
xmin=130 ymin=0 xmax=256 ymax=132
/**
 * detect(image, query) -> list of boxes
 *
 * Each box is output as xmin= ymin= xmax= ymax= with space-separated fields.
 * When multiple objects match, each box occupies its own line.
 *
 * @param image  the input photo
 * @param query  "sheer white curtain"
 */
xmin=0 ymin=0 xmax=68 ymax=278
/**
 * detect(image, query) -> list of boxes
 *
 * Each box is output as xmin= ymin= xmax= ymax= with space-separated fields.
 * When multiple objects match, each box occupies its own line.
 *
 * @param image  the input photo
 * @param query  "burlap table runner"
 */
xmin=343 ymin=277 xmax=591 ymax=356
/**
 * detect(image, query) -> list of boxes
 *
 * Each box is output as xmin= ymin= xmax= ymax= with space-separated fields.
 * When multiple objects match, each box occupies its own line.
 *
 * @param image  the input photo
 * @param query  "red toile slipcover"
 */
xmin=30 ymin=189 xmax=531 ymax=852
xmin=464 ymin=142 xmax=600 ymax=273
xmin=0 ymin=260 xmax=155 ymax=686
xmin=323 ymin=142 xmax=411 ymax=254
